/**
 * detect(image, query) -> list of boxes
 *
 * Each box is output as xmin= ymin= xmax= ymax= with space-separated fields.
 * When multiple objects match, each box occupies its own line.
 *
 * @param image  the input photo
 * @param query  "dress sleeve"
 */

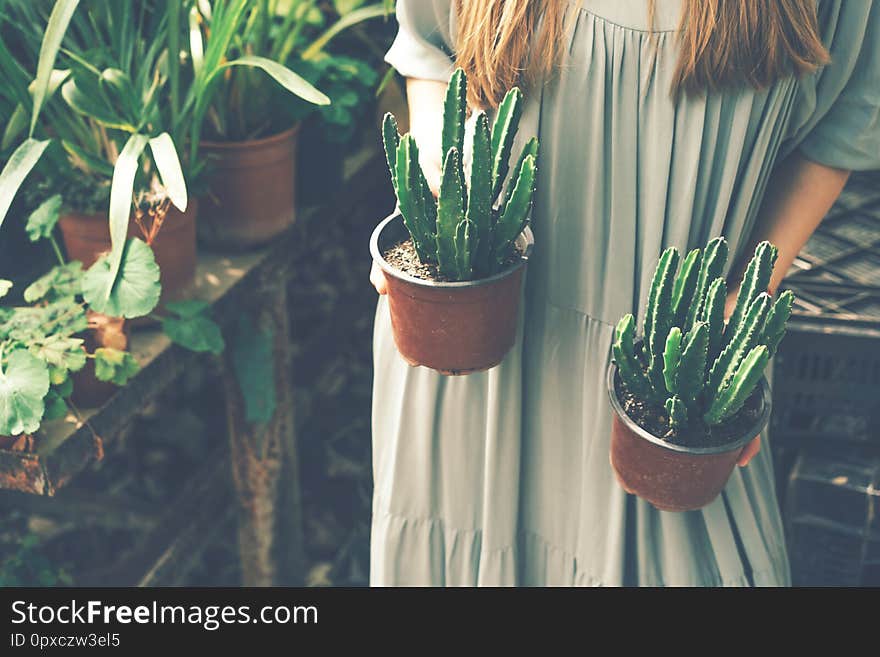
xmin=785 ymin=0 xmax=880 ymax=171
xmin=384 ymin=0 xmax=456 ymax=83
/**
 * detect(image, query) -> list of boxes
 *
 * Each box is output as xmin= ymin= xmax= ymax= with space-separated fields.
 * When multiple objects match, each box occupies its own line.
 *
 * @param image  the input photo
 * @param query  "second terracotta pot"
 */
xmin=370 ymin=213 xmax=533 ymax=375
xmin=607 ymin=362 xmax=772 ymax=512
xmin=58 ymin=201 xmax=198 ymax=305
xmin=199 ymin=124 xmax=301 ymax=250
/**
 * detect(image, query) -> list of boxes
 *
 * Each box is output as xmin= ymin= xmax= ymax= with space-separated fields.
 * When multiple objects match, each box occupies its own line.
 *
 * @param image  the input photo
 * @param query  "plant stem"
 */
xmin=49 ymin=236 xmax=65 ymax=266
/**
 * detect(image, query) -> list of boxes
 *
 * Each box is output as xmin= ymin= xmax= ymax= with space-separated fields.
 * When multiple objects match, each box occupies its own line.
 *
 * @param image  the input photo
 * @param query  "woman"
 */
xmin=370 ymin=0 xmax=880 ymax=586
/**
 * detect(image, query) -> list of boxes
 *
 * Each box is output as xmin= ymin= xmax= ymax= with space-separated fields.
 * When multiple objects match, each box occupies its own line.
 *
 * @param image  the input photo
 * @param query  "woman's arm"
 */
xmin=371 ymin=77 xmax=449 ymax=295
xmin=727 ymin=151 xmax=851 ymax=467
xmin=725 ymin=151 xmax=851 ymax=316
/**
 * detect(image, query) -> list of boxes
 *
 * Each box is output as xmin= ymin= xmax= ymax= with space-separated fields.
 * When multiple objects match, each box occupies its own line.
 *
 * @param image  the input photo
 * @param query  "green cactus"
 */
xmin=676 ymin=321 xmax=709 ymax=407
xmin=700 ymin=277 xmax=727 ymax=363
xmin=383 ymin=68 xmax=538 ymax=282
xmin=703 ymin=345 xmax=769 ymax=425
xmin=490 ymin=87 xmax=524 ymax=200
xmin=504 ymin=137 xmax=539 ymax=208
xmin=684 ymin=237 xmax=728 ymax=332
xmin=382 ymin=112 xmax=400 ymax=187
xmin=442 ymin=68 xmax=467 ymax=162
xmin=612 ymin=314 xmax=658 ymax=403
xmin=436 ymin=148 xmax=466 ymax=278
xmin=665 ymin=396 xmax=688 ymax=429
xmin=612 ymin=238 xmax=793 ymax=433
xmin=724 ymin=241 xmax=777 ymax=344
xmin=761 ymin=290 xmax=794 ymax=357
xmin=706 ymin=292 xmax=771 ymax=401
xmin=672 ymin=248 xmax=701 ymax=329
xmin=494 ymin=154 xmax=536 ymax=269
xmin=663 ymin=327 xmax=683 ymax=394
xmin=643 ymin=248 xmax=680 ymax=392
xmin=394 ymin=135 xmax=436 ymax=262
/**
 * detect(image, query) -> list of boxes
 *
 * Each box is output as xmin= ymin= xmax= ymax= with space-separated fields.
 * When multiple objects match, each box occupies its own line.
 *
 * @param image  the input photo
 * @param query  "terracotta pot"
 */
xmin=71 ymin=315 xmax=130 ymax=408
xmin=0 ymin=434 xmax=34 ymax=452
xmin=607 ymin=362 xmax=772 ymax=512
xmin=199 ymin=124 xmax=301 ymax=250
xmin=58 ymin=201 xmax=198 ymax=305
xmin=370 ymin=213 xmax=533 ymax=375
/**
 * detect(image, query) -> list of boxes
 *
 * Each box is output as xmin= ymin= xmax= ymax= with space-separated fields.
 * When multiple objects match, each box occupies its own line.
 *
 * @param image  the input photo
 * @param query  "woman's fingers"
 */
xmin=737 ymin=436 xmax=761 ymax=467
xmin=370 ymin=262 xmax=388 ymax=295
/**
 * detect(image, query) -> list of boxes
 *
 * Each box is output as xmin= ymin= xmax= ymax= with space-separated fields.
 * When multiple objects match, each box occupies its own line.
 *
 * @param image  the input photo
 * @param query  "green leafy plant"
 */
xmin=382 ymin=68 xmax=539 ymax=281
xmin=612 ymin=239 xmax=794 ymax=431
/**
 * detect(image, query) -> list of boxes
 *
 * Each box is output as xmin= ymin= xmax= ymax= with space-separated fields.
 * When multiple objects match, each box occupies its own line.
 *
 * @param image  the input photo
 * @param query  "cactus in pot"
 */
xmin=613 ymin=238 xmax=794 ymax=433
xmin=381 ymin=68 xmax=539 ymax=281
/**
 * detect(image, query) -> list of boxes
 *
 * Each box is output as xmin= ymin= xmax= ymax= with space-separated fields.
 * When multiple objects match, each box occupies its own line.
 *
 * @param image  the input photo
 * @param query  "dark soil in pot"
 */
xmin=616 ymin=376 xmax=763 ymax=449
xmin=370 ymin=213 xmax=533 ymax=375
xmin=607 ymin=363 xmax=771 ymax=513
xmin=199 ymin=124 xmax=301 ymax=250
xmin=58 ymin=201 xmax=198 ymax=306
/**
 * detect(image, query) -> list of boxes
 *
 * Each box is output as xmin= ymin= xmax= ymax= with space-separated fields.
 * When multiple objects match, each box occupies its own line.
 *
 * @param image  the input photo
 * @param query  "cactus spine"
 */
xmin=611 ymin=238 xmax=794 ymax=433
xmin=384 ymin=68 xmax=538 ymax=282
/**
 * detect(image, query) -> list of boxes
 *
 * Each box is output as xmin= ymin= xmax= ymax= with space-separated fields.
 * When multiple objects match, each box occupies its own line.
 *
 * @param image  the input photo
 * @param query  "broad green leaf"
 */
xmin=106 ymin=134 xmax=149 ymax=289
xmin=189 ymin=5 xmax=205 ymax=79
xmin=1 ymin=105 xmax=28 ymax=152
xmin=43 ymin=390 xmax=69 ymax=420
xmin=29 ymin=334 xmax=86 ymax=374
xmin=98 ymin=68 xmax=138 ymax=124
xmin=231 ymin=314 xmax=275 ymax=426
xmin=0 ymin=280 xmax=11 ymax=299
xmin=301 ymin=4 xmax=388 ymax=60
xmin=82 ymin=238 xmax=161 ymax=319
xmin=23 ymin=262 xmax=83 ymax=304
xmin=25 ymin=194 xmax=62 ymax=242
xmin=164 ymin=299 xmax=210 ymax=318
xmin=61 ymin=78 xmax=136 ymax=131
xmin=0 ymin=349 xmax=50 ymax=436
xmin=149 ymin=133 xmax=188 ymax=212
xmin=0 ymin=138 xmax=50 ymax=231
xmin=217 ymin=56 xmax=330 ymax=106
xmin=93 ymin=347 xmax=140 ymax=385
xmin=30 ymin=0 xmax=80 ymax=136
xmin=3 ymin=69 xmax=71 ymax=151
xmin=162 ymin=314 xmax=224 ymax=354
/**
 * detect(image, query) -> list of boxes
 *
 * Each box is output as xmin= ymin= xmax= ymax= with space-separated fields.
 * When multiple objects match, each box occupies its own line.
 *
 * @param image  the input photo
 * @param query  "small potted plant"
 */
xmin=188 ymin=0 xmax=388 ymax=249
xmin=608 ymin=239 xmax=794 ymax=511
xmin=371 ymin=68 xmax=538 ymax=374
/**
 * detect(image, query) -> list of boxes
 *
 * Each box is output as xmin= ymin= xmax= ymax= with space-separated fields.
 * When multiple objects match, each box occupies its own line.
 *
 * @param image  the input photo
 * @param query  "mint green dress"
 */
xmin=372 ymin=0 xmax=880 ymax=586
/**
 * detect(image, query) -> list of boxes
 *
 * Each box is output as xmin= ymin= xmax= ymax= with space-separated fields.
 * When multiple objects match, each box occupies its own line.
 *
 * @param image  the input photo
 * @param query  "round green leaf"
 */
xmin=25 ymin=194 xmax=62 ymax=242
xmin=93 ymin=347 xmax=140 ymax=385
xmin=0 ymin=349 xmax=50 ymax=436
xmin=162 ymin=314 xmax=225 ymax=354
xmin=82 ymin=238 xmax=161 ymax=319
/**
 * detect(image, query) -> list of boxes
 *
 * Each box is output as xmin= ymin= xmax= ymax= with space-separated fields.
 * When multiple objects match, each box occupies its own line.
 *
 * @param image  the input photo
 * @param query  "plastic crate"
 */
xmin=772 ymin=170 xmax=880 ymax=448
xmin=785 ymin=448 xmax=880 ymax=586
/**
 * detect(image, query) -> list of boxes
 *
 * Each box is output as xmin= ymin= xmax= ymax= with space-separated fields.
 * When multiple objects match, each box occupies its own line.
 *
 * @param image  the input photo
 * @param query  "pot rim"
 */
xmin=370 ymin=211 xmax=534 ymax=290
xmin=606 ymin=357 xmax=772 ymax=455
xmin=200 ymin=122 xmax=302 ymax=150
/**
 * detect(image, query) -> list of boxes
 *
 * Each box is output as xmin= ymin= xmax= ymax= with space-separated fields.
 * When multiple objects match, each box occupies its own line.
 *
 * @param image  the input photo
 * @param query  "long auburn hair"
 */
xmin=454 ymin=0 xmax=830 ymax=107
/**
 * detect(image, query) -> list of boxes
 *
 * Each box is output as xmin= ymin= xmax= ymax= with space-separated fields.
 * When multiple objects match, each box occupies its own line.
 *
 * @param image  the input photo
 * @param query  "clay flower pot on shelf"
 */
xmin=58 ymin=201 xmax=198 ymax=305
xmin=70 ymin=313 xmax=131 ymax=409
xmin=607 ymin=363 xmax=771 ymax=512
xmin=607 ymin=238 xmax=794 ymax=512
xmin=371 ymin=213 xmax=533 ymax=374
xmin=199 ymin=124 xmax=301 ymax=250
xmin=375 ymin=69 xmax=540 ymax=375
